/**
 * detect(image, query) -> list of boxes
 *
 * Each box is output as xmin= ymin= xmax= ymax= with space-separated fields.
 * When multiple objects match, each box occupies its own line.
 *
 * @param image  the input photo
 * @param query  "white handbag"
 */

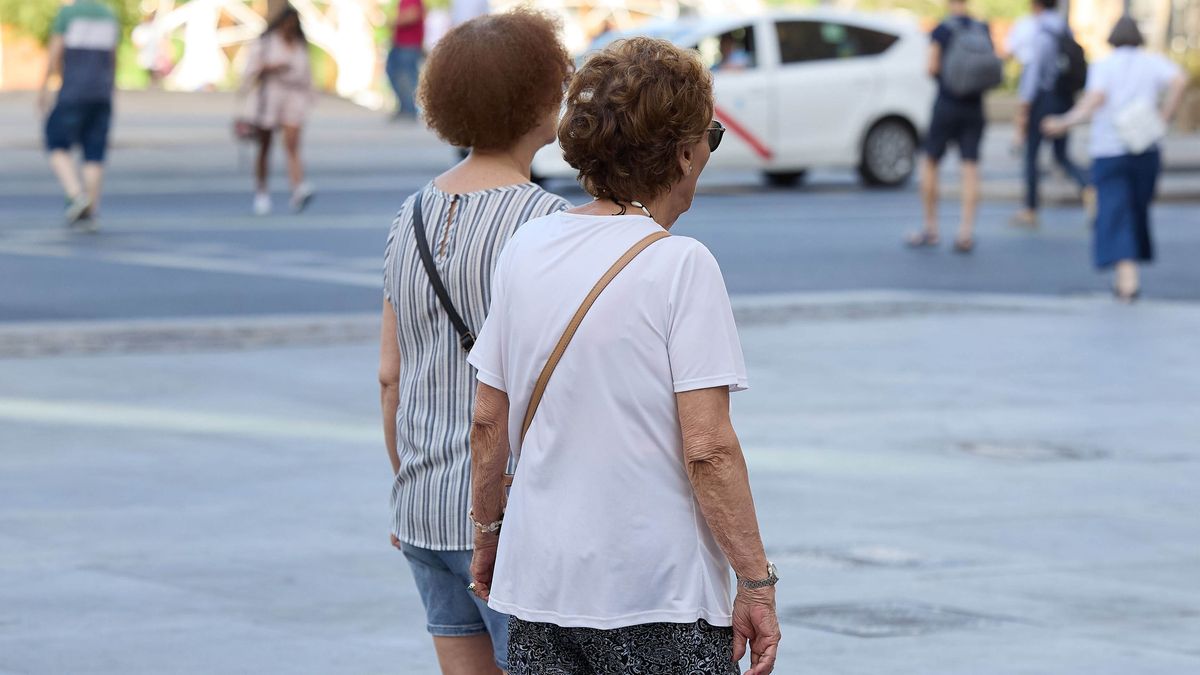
xmin=1114 ymin=98 xmax=1166 ymax=155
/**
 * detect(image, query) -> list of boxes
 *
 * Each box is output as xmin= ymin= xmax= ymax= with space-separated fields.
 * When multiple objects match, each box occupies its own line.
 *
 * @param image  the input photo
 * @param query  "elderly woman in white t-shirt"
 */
xmin=1042 ymin=16 xmax=1188 ymax=302
xmin=465 ymin=38 xmax=780 ymax=675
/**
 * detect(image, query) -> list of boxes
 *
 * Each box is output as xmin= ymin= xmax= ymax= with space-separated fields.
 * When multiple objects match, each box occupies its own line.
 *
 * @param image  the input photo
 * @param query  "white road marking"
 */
xmin=0 ymin=397 xmax=377 ymax=443
xmin=0 ymin=241 xmax=380 ymax=287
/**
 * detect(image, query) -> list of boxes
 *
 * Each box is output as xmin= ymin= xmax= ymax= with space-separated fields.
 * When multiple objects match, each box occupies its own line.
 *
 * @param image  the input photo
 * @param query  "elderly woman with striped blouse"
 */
xmin=378 ymin=10 xmax=571 ymax=675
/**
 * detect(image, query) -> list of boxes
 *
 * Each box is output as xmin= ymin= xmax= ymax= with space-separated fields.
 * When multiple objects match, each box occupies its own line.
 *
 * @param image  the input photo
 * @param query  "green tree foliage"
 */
xmin=0 ymin=0 xmax=142 ymax=44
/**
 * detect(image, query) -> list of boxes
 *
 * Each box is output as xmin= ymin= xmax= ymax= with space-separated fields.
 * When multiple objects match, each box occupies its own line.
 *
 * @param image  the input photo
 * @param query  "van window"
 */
xmin=776 ymin=20 xmax=897 ymax=64
xmin=696 ymin=25 xmax=757 ymax=71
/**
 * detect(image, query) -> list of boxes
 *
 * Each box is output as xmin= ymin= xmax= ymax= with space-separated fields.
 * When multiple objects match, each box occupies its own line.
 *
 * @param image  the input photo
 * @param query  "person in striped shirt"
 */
xmin=378 ymin=9 xmax=572 ymax=674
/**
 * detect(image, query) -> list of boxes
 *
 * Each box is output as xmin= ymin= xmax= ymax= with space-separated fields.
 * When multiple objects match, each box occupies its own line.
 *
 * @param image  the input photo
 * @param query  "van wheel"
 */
xmin=764 ymin=170 xmax=807 ymax=188
xmin=859 ymin=118 xmax=916 ymax=187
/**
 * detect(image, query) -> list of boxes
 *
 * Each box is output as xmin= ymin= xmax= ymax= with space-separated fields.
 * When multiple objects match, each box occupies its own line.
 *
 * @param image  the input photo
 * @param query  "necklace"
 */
xmin=628 ymin=201 xmax=654 ymax=219
xmin=602 ymin=198 xmax=654 ymax=220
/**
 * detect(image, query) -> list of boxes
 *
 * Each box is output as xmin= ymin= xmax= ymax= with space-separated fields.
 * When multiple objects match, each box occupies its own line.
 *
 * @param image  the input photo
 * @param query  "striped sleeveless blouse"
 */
xmin=383 ymin=181 xmax=570 ymax=549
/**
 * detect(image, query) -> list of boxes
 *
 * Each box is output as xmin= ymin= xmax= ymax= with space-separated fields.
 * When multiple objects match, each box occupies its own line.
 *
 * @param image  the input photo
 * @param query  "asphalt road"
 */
xmin=2 ymin=91 xmax=1199 ymax=325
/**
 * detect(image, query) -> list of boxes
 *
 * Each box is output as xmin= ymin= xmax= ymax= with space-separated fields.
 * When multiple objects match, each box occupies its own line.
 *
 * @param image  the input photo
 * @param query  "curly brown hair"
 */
xmin=559 ymin=37 xmax=713 ymax=201
xmin=418 ymin=9 xmax=570 ymax=151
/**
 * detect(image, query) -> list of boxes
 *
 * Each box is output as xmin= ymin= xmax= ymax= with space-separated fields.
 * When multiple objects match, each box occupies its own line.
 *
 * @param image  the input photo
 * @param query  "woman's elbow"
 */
xmin=683 ymin=431 xmax=741 ymax=478
xmin=378 ymin=367 xmax=399 ymax=392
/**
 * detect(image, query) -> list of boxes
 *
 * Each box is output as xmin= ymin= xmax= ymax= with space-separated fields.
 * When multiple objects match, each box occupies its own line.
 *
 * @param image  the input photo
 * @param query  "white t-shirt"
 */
xmin=1086 ymin=47 xmax=1182 ymax=158
xmin=467 ymin=212 xmax=748 ymax=629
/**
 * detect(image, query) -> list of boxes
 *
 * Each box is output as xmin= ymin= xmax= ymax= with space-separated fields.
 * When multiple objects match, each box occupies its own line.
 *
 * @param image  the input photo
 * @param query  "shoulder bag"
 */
xmin=412 ymin=191 xmax=477 ymax=352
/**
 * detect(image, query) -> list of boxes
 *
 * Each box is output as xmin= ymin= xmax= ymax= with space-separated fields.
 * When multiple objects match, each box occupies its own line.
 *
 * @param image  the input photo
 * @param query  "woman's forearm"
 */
xmin=470 ymin=384 xmax=510 ymax=524
xmin=1062 ymin=90 xmax=1105 ymax=128
xmin=686 ymin=434 xmax=769 ymax=581
xmin=1162 ymin=75 xmax=1189 ymax=123
xmin=381 ymin=384 xmax=400 ymax=474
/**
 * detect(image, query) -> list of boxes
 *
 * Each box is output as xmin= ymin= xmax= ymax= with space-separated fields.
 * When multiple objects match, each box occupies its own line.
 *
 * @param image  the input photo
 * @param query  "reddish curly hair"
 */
xmin=418 ymin=9 xmax=570 ymax=151
xmin=558 ymin=37 xmax=713 ymax=201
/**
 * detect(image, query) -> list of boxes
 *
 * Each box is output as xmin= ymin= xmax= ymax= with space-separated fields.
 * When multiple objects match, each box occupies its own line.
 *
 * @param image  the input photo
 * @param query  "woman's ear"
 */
xmin=679 ymin=145 xmax=695 ymax=177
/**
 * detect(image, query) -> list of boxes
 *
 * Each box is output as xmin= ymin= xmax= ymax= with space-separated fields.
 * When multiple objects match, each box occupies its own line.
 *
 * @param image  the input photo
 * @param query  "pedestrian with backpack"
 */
xmin=908 ymin=0 xmax=1002 ymax=253
xmin=1012 ymin=0 xmax=1093 ymax=228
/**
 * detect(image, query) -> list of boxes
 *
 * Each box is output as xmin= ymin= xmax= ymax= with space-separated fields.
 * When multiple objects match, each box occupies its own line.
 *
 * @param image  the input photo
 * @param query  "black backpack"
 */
xmin=1051 ymin=29 xmax=1087 ymax=98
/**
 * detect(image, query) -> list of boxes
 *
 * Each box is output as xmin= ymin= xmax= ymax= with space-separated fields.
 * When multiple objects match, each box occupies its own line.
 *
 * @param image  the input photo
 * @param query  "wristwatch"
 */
xmin=738 ymin=561 xmax=779 ymax=590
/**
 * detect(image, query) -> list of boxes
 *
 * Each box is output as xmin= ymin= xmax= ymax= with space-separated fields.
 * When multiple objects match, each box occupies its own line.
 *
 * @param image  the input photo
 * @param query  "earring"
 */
xmin=686 ymin=163 xmax=693 ymax=176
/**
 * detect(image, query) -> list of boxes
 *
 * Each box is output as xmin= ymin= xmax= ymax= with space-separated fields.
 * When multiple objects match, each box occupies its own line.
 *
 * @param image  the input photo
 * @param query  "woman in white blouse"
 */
xmin=466 ymin=38 xmax=780 ymax=675
xmin=1042 ymin=16 xmax=1188 ymax=302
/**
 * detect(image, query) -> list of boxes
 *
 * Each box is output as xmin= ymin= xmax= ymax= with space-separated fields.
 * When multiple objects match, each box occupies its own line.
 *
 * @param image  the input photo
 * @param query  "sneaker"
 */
xmin=64 ymin=194 xmax=92 ymax=227
xmin=291 ymin=182 xmax=314 ymax=213
xmin=254 ymin=192 xmax=272 ymax=216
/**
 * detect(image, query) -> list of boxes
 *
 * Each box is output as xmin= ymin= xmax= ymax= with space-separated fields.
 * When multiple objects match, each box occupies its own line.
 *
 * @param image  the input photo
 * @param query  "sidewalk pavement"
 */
xmin=1 ymin=292 xmax=1198 ymax=674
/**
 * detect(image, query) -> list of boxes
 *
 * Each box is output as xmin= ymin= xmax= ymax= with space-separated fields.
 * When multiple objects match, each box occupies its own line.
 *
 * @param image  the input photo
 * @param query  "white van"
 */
xmin=534 ymin=10 xmax=936 ymax=188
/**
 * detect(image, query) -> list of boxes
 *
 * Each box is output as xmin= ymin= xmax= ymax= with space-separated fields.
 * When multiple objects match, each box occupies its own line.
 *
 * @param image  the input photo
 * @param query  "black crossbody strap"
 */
xmin=412 ymin=192 xmax=475 ymax=352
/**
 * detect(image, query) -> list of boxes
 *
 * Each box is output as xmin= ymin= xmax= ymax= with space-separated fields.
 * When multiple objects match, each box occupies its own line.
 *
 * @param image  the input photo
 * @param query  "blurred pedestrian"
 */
xmin=466 ymin=37 xmax=780 ymax=675
xmin=1013 ymin=0 xmax=1092 ymax=228
xmin=386 ymin=0 xmax=424 ymax=119
xmin=38 ymin=0 xmax=120 ymax=232
xmin=1042 ymin=16 xmax=1188 ymax=302
xmin=131 ymin=12 xmax=172 ymax=88
xmin=1004 ymin=12 xmax=1036 ymax=153
xmin=378 ymin=9 xmax=572 ymax=674
xmin=241 ymin=4 xmax=314 ymax=216
xmin=910 ymin=0 xmax=1001 ymax=253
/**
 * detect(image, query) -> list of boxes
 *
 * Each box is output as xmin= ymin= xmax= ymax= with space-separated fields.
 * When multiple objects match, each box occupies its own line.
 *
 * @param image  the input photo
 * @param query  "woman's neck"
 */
xmin=575 ymin=195 xmax=680 ymax=230
xmin=433 ymin=144 xmax=536 ymax=194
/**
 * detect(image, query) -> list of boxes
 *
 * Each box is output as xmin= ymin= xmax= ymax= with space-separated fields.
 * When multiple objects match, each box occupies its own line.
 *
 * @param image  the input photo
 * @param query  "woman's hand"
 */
xmin=389 ymin=533 xmax=401 ymax=550
xmin=732 ymin=586 xmax=780 ymax=675
xmin=469 ymin=534 xmax=499 ymax=602
xmin=1041 ymin=115 xmax=1069 ymax=138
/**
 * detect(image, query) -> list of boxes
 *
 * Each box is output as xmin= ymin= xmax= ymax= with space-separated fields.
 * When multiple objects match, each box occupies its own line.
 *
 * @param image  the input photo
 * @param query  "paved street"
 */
xmin=1 ymin=92 xmax=1199 ymax=674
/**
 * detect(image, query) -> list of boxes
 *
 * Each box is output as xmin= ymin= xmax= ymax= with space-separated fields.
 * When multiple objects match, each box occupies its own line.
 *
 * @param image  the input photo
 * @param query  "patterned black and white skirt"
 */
xmin=507 ymin=617 xmax=741 ymax=674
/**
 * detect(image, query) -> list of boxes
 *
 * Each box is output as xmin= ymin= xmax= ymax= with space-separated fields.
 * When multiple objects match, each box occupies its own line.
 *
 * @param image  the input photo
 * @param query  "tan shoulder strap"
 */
xmin=519 ymin=230 xmax=670 ymax=443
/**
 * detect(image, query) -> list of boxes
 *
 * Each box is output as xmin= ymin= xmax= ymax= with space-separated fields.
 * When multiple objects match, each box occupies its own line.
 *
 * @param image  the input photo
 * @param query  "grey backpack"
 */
xmin=941 ymin=21 xmax=1003 ymax=97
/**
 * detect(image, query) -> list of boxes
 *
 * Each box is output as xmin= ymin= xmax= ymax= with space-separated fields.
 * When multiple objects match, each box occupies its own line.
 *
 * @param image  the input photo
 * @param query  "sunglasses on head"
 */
xmin=707 ymin=120 xmax=725 ymax=152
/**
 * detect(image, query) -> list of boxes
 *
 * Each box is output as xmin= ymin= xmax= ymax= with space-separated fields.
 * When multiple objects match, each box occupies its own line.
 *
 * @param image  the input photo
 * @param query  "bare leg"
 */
xmin=256 ymin=129 xmax=273 ymax=193
xmin=49 ymin=150 xmax=83 ymax=199
xmin=282 ymin=125 xmax=304 ymax=189
xmin=82 ymin=162 xmax=104 ymax=215
xmin=919 ymin=155 xmax=939 ymax=236
xmin=431 ymin=635 xmax=503 ymax=675
xmin=1114 ymin=260 xmax=1140 ymax=299
xmin=958 ymin=161 xmax=979 ymax=245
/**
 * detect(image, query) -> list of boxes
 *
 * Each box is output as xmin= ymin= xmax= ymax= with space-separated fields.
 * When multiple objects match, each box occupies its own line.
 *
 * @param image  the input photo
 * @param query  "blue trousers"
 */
xmin=1092 ymin=149 xmax=1159 ymax=269
xmin=1025 ymin=91 xmax=1089 ymax=210
xmin=386 ymin=46 xmax=421 ymax=116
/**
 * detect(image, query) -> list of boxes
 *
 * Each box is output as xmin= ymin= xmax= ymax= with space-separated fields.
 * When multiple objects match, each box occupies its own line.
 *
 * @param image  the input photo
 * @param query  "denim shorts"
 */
xmin=45 ymin=100 xmax=112 ymax=162
xmin=400 ymin=543 xmax=509 ymax=671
